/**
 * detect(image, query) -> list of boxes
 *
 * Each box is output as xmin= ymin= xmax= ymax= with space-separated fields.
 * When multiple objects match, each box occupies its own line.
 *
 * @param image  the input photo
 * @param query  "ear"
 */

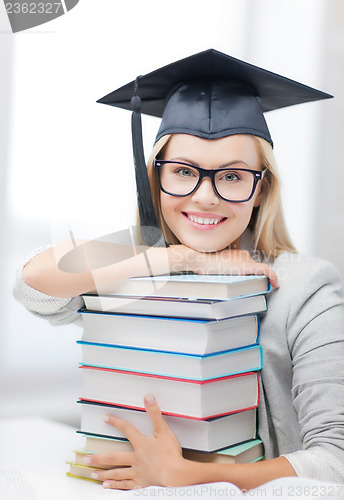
xmin=253 ymin=185 xmax=263 ymax=207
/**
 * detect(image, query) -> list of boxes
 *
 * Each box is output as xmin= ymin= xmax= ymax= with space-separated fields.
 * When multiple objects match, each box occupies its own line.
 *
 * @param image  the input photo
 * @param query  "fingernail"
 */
xmin=83 ymin=456 xmax=92 ymax=465
xmin=103 ymin=481 xmax=111 ymax=489
xmin=144 ymin=393 xmax=155 ymax=405
xmin=104 ymin=415 xmax=109 ymax=423
xmin=91 ymin=472 xmax=99 ymax=480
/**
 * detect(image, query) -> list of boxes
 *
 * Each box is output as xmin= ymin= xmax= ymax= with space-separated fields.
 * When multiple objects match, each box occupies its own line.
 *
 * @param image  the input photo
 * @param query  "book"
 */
xmin=98 ymin=274 xmax=270 ymax=300
xmin=72 ymin=438 xmax=264 ymax=465
xmin=81 ymin=292 xmax=267 ymax=320
xmin=66 ymin=462 xmax=129 ymax=483
xmin=77 ymin=343 xmax=262 ymax=380
xmin=72 ymin=451 xmax=113 ymax=468
xmin=184 ymin=439 xmax=264 ymax=464
xmin=77 ymin=400 xmax=258 ymax=452
xmin=75 ymin=274 xmax=267 ymax=471
xmin=66 ymin=463 xmax=102 ymax=483
xmin=80 ymin=367 xmax=259 ymax=419
xmin=80 ymin=310 xmax=260 ymax=356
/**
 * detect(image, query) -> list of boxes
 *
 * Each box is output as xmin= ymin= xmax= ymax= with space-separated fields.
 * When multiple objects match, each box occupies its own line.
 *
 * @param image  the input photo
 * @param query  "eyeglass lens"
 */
xmin=159 ymin=162 xmax=257 ymax=201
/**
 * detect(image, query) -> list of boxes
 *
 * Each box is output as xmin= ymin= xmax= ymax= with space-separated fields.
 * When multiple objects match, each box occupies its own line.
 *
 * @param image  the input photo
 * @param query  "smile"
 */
xmin=184 ymin=212 xmax=227 ymax=227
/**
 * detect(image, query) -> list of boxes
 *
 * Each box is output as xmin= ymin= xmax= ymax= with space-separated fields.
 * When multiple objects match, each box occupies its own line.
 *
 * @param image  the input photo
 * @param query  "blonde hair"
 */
xmin=145 ymin=134 xmax=296 ymax=258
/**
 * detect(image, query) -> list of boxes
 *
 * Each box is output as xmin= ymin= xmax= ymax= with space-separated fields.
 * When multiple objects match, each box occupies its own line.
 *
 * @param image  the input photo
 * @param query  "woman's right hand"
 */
xmin=167 ymin=245 xmax=279 ymax=288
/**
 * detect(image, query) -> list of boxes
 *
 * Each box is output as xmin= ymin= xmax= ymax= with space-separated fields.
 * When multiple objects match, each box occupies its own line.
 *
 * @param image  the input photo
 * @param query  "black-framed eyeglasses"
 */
xmin=153 ymin=160 xmax=266 ymax=203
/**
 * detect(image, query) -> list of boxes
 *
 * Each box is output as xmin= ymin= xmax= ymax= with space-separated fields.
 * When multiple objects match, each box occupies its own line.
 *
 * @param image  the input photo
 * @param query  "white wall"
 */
xmin=1 ymin=0 xmax=342 ymax=424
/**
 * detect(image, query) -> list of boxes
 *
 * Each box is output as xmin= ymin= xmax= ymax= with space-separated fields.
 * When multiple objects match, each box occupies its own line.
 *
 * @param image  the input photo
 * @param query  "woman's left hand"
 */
xmin=84 ymin=394 xmax=187 ymax=489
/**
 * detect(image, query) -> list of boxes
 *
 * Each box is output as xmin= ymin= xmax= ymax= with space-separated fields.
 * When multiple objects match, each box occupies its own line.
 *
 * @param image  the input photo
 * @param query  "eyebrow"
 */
xmin=169 ymin=157 xmax=250 ymax=169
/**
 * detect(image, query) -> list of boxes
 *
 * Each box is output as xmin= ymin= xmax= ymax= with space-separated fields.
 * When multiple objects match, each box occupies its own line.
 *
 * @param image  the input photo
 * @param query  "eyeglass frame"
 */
xmin=153 ymin=159 xmax=266 ymax=203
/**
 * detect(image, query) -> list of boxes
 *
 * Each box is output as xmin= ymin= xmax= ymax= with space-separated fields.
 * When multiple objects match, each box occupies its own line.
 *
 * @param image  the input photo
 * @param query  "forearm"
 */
xmin=21 ymin=241 xmax=278 ymax=298
xmin=173 ymin=456 xmax=296 ymax=490
xmin=22 ymin=243 xmax=173 ymax=298
xmin=22 ymin=247 xmax=93 ymax=298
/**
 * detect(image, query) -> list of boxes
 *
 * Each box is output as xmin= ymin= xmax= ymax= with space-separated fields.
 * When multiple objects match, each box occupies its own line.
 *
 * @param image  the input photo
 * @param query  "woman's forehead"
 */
xmin=163 ymin=134 xmax=260 ymax=166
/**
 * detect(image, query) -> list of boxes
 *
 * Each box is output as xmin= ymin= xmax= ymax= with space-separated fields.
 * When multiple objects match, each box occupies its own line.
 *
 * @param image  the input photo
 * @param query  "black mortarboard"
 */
xmin=97 ymin=49 xmax=332 ymax=232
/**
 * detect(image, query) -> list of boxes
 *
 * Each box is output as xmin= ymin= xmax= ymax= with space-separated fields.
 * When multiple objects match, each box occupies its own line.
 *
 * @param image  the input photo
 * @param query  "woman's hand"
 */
xmin=167 ymin=245 xmax=279 ymax=288
xmin=83 ymin=394 xmax=188 ymax=490
xmin=83 ymin=393 xmax=297 ymax=491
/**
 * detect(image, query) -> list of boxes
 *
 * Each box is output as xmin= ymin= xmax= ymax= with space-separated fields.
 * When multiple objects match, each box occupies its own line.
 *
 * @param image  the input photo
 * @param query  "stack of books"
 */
xmin=67 ymin=274 xmax=270 ymax=482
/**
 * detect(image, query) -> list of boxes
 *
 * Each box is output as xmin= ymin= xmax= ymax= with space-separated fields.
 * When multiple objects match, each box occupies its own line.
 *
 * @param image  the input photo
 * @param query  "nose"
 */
xmin=190 ymin=177 xmax=220 ymax=206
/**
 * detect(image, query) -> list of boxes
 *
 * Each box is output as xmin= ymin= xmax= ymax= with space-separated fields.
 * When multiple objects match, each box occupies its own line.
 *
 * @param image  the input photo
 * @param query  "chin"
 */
xmin=180 ymin=237 xmax=230 ymax=253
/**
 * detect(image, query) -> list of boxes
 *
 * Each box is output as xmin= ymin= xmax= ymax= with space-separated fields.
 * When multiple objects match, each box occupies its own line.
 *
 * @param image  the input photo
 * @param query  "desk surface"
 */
xmin=0 ymin=417 xmax=123 ymax=499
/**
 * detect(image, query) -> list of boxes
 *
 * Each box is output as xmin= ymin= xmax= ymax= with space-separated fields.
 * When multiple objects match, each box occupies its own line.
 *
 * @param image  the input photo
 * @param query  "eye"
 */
xmin=221 ymin=171 xmax=240 ymax=182
xmin=174 ymin=167 xmax=196 ymax=178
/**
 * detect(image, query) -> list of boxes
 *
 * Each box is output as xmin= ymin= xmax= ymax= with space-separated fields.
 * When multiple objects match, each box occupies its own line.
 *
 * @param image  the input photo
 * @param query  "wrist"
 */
xmin=163 ymin=457 xmax=221 ymax=487
xmin=167 ymin=245 xmax=197 ymax=274
xmin=163 ymin=457 xmax=198 ymax=487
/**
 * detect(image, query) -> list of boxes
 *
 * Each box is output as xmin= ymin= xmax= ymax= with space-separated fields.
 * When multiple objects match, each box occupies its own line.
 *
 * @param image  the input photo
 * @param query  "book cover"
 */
xmin=77 ymin=342 xmax=263 ymax=380
xmin=80 ymin=310 xmax=260 ymax=355
xmin=97 ymin=273 xmax=270 ymax=300
xmin=80 ymin=367 xmax=260 ymax=419
xmin=82 ymin=292 xmax=268 ymax=320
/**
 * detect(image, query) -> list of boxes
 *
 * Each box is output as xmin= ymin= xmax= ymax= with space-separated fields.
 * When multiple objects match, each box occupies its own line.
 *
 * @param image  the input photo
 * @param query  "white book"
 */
xmin=78 ymin=343 xmax=262 ymax=380
xmin=82 ymin=293 xmax=267 ymax=320
xmin=101 ymin=274 xmax=270 ymax=300
xmin=80 ymin=311 xmax=260 ymax=355
xmin=78 ymin=401 xmax=258 ymax=452
xmin=80 ymin=367 xmax=259 ymax=419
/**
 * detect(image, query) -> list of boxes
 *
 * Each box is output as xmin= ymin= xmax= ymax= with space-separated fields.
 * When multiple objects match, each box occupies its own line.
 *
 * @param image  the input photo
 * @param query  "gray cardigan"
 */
xmin=13 ymin=249 xmax=344 ymax=482
xmin=258 ymin=252 xmax=344 ymax=481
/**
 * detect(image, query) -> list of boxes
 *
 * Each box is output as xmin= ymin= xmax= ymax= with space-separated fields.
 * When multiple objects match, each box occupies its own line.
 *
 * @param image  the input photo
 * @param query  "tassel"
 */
xmin=131 ymin=76 xmax=162 ymax=246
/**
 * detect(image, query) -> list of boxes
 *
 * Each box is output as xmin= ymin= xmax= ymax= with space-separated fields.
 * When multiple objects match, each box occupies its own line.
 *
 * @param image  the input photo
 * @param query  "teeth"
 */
xmin=188 ymin=215 xmax=221 ymax=225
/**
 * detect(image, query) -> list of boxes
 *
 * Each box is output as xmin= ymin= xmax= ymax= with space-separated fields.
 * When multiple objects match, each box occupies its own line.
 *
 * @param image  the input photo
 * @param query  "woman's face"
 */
xmin=160 ymin=134 xmax=262 ymax=252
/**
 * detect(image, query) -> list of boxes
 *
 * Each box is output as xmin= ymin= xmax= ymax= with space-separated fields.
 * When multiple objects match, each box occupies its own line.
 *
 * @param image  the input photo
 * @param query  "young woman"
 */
xmin=13 ymin=50 xmax=344 ymax=489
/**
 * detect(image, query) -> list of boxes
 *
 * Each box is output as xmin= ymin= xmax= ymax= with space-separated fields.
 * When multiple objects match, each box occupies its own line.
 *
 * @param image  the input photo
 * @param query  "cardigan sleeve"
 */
xmin=12 ymin=246 xmax=83 ymax=326
xmin=284 ymin=448 xmax=344 ymax=483
xmin=282 ymin=258 xmax=344 ymax=482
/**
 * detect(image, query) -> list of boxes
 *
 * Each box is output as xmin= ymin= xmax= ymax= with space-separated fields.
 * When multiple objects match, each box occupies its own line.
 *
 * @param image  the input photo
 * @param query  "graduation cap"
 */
xmin=98 ymin=49 xmax=332 ymax=233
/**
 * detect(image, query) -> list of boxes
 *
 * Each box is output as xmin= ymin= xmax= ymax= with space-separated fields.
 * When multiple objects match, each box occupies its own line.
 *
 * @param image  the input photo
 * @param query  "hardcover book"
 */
xmin=71 ymin=437 xmax=264 ymax=465
xmin=101 ymin=274 xmax=270 ymax=300
xmin=80 ymin=367 xmax=260 ymax=419
xmin=78 ymin=342 xmax=262 ymax=380
xmin=77 ymin=400 xmax=259 ymax=452
xmin=81 ymin=293 xmax=267 ymax=320
xmin=80 ymin=311 xmax=260 ymax=355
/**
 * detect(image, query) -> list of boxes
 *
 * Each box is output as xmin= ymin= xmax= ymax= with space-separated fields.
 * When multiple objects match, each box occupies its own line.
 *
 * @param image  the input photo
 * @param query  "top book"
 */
xmin=95 ymin=274 xmax=270 ymax=300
